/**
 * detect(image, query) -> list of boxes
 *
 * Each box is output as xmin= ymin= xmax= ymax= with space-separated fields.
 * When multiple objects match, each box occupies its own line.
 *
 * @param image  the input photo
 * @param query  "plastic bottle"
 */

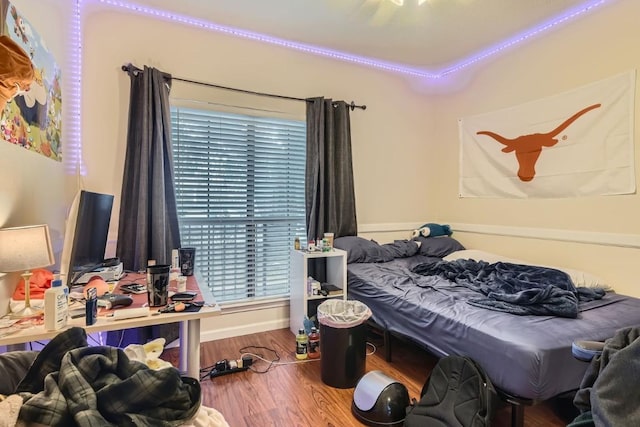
xmin=44 ymin=279 xmax=68 ymax=331
xmin=294 ymin=237 xmax=301 ymax=250
xmin=308 ymin=327 xmax=320 ymax=359
xmin=296 ymin=328 xmax=308 ymax=360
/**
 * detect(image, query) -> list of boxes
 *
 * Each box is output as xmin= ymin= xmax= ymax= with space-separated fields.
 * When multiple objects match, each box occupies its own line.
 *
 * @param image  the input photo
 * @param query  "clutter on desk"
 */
xmin=157 ymin=301 xmax=204 ymax=314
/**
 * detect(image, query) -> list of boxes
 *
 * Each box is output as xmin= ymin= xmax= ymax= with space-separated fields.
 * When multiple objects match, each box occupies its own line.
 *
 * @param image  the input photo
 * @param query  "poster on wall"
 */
xmin=458 ymin=70 xmax=636 ymax=199
xmin=0 ymin=0 xmax=62 ymax=161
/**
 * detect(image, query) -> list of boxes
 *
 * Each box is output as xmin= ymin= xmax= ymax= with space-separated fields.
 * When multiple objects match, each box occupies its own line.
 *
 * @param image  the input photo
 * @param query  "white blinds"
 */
xmin=171 ymin=107 xmax=306 ymax=303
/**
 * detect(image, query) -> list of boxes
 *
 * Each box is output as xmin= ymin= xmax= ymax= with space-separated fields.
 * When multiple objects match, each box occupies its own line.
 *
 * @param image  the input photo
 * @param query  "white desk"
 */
xmin=0 ymin=273 xmax=221 ymax=379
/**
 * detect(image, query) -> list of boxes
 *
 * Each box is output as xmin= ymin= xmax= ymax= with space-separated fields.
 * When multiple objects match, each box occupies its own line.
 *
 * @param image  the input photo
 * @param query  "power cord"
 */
xmin=202 ymin=341 xmax=373 ymax=380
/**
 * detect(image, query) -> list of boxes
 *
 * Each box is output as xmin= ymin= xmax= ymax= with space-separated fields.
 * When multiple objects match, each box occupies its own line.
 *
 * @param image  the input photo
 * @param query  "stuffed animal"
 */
xmin=411 ymin=223 xmax=452 ymax=238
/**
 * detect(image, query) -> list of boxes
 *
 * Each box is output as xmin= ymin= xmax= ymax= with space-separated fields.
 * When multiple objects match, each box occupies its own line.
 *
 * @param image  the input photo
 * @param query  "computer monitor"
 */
xmin=59 ymin=190 xmax=114 ymax=287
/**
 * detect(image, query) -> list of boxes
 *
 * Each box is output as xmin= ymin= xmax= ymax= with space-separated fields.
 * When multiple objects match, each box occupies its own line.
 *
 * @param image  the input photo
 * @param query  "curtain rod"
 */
xmin=121 ymin=64 xmax=366 ymax=111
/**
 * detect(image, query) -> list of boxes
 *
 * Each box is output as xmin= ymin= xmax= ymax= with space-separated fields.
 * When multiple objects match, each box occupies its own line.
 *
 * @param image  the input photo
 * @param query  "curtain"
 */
xmin=116 ymin=66 xmax=181 ymax=272
xmin=305 ymin=97 xmax=357 ymax=241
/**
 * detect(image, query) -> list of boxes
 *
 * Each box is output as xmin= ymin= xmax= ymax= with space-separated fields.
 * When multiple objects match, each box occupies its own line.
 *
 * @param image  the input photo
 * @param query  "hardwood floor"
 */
xmin=164 ymin=328 xmax=576 ymax=427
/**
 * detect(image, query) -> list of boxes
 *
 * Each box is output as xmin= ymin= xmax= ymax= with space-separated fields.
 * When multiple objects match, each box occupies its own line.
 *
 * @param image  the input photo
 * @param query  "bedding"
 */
xmin=443 ymin=249 xmax=609 ymax=289
xmin=333 ymin=235 xmax=461 ymax=264
xmin=411 ymin=258 xmax=605 ymax=317
xmin=346 ymin=253 xmax=640 ymax=403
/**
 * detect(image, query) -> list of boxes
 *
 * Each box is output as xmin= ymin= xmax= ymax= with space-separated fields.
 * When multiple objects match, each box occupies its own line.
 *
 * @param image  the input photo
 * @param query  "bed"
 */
xmin=336 ymin=236 xmax=640 ymax=426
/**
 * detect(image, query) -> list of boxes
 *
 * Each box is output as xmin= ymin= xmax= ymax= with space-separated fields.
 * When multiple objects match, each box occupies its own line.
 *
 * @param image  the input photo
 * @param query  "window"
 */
xmin=171 ymin=107 xmax=306 ymax=303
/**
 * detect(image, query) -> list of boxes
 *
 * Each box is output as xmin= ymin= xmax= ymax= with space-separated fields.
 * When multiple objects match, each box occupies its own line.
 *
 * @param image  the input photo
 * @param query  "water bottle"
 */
xmin=296 ymin=328 xmax=308 ymax=360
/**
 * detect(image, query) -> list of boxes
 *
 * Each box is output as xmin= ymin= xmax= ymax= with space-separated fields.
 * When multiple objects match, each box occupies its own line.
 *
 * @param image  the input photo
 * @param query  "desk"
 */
xmin=0 ymin=272 xmax=221 ymax=379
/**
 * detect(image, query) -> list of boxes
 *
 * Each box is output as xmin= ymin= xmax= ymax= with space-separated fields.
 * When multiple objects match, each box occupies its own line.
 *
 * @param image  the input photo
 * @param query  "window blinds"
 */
xmin=171 ymin=107 xmax=306 ymax=303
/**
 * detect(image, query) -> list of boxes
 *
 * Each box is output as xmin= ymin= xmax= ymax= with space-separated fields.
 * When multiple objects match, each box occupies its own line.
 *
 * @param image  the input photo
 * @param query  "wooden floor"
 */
xmin=164 ymin=328 xmax=577 ymax=427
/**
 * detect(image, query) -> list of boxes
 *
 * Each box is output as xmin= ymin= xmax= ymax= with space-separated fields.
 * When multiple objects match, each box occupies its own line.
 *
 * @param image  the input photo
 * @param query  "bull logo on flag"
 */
xmin=458 ymin=70 xmax=635 ymax=199
xmin=476 ymin=104 xmax=601 ymax=182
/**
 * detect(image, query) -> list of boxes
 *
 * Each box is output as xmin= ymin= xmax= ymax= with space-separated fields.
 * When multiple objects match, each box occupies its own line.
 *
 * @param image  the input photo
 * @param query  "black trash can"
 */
xmin=317 ymin=300 xmax=372 ymax=389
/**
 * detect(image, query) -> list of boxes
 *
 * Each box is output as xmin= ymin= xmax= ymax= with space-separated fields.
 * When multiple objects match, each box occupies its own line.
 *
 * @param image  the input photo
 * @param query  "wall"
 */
xmin=427 ymin=0 xmax=640 ymax=296
xmin=0 ymin=0 xmax=71 ymax=316
xmin=80 ymin=3 xmax=434 ymax=340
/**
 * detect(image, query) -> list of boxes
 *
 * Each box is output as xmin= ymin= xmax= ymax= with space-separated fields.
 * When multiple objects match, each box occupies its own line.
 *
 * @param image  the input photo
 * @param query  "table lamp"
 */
xmin=0 ymin=224 xmax=55 ymax=318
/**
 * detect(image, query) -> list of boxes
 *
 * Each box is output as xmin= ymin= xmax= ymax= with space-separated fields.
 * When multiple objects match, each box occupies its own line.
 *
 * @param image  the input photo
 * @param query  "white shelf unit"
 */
xmin=289 ymin=248 xmax=347 ymax=335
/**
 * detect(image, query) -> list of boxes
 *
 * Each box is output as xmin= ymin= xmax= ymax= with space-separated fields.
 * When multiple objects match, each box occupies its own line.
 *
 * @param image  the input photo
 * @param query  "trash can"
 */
xmin=317 ymin=299 xmax=372 ymax=388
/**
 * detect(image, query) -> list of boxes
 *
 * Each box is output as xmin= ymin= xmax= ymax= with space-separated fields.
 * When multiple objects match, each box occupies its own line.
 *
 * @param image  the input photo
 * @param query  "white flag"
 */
xmin=459 ymin=70 xmax=636 ymax=198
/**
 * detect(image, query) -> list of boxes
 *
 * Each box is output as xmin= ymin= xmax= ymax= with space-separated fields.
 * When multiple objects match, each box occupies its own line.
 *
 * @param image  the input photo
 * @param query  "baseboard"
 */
xmin=200 ymin=318 xmax=290 ymax=343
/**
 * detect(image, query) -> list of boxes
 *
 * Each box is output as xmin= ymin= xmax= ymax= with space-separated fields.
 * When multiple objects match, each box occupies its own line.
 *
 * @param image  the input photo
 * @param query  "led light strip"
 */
xmin=439 ymin=0 xmax=609 ymax=77
xmin=74 ymin=0 xmax=610 ymax=89
xmin=65 ymin=0 xmax=85 ymax=175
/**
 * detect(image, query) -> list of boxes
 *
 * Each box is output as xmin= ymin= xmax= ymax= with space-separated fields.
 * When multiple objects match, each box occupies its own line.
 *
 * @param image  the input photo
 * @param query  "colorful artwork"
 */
xmin=0 ymin=0 xmax=62 ymax=161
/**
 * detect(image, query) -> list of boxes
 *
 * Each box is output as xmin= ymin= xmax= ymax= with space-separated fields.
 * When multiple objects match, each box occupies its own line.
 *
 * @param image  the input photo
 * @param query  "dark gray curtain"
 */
xmin=116 ymin=66 xmax=181 ymax=272
xmin=305 ymin=97 xmax=357 ymax=240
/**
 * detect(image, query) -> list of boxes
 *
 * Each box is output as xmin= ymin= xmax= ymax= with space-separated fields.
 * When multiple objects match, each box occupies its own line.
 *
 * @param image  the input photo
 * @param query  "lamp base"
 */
xmin=10 ymin=305 xmax=43 ymax=319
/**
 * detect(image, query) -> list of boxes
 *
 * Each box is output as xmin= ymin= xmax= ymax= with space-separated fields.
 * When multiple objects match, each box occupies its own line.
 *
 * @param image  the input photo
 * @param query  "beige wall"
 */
xmin=426 ymin=0 xmax=640 ymax=296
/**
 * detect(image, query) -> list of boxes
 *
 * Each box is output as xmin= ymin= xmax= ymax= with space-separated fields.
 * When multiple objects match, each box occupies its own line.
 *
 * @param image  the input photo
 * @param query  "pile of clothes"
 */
xmin=569 ymin=326 xmax=640 ymax=426
xmin=0 ymin=327 xmax=228 ymax=427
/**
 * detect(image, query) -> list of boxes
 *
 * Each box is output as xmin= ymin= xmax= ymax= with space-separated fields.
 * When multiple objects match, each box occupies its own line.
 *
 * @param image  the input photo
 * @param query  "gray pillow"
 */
xmin=413 ymin=236 xmax=465 ymax=258
xmin=0 ymin=351 xmax=38 ymax=395
xmin=333 ymin=236 xmax=394 ymax=264
xmin=381 ymin=240 xmax=420 ymax=258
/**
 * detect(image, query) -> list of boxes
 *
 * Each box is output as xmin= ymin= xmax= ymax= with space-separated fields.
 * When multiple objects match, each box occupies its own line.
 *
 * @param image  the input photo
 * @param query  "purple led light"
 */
xmin=439 ymin=0 xmax=609 ymax=77
xmin=87 ymin=0 xmax=609 ymax=80
xmin=65 ymin=0 xmax=85 ymax=175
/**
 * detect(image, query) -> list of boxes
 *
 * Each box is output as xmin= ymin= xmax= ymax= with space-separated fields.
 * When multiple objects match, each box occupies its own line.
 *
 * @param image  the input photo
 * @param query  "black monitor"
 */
xmin=60 ymin=190 xmax=114 ymax=287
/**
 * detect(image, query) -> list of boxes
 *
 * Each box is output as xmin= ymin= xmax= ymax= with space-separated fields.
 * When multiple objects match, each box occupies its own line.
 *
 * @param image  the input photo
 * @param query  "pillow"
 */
xmin=444 ymin=249 xmax=609 ymax=289
xmin=381 ymin=240 xmax=420 ymax=259
xmin=413 ymin=236 xmax=465 ymax=258
xmin=333 ymin=236 xmax=394 ymax=264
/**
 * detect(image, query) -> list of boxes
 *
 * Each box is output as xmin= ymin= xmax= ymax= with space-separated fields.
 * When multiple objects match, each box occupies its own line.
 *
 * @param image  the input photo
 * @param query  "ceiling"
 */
xmin=120 ymin=0 xmax=610 ymax=76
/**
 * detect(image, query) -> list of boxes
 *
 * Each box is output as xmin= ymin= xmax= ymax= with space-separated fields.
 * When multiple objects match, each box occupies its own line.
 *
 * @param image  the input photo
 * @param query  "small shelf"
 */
xmin=289 ymin=248 xmax=347 ymax=335
xmin=307 ymin=292 xmax=344 ymax=301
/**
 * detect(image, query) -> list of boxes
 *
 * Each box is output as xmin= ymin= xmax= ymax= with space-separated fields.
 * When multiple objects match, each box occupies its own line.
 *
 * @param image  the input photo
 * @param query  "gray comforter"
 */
xmin=412 ymin=259 xmax=604 ymax=317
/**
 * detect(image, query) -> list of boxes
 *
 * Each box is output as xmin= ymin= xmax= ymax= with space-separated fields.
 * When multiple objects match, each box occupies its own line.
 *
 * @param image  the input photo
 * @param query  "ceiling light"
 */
xmin=388 ymin=0 xmax=428 ymax=5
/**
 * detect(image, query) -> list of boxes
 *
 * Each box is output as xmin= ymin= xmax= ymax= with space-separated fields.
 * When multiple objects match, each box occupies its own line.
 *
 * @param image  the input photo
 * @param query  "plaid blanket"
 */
xmin=16 ymin=327 xmax=200 ymax=426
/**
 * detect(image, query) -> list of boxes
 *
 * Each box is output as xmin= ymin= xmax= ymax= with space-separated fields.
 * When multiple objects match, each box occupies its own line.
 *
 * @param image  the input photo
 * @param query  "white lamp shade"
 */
xmin=0 ymin=224 xmax=55 ymax=272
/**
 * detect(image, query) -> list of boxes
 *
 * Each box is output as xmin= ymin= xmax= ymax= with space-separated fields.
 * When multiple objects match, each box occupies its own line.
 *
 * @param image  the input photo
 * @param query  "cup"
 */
xmin=147 ymin=264 xmax=170 ymax=307
xmin=178 ymin=247 xmax=196 ymax=276
xmin=324 ymin=232 xmax=334 ymax=249
xmin=176 ymin=275 xmax=187 ymax=293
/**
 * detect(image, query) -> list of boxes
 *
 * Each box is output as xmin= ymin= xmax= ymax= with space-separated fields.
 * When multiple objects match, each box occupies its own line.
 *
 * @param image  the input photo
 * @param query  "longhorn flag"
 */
xmin=458 ymin=70 xmax=636 ymax=198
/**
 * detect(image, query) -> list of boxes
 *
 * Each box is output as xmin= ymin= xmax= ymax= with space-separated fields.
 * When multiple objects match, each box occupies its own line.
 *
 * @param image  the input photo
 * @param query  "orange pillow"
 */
xmin=11 ymin=268 xmax=54 ymax=300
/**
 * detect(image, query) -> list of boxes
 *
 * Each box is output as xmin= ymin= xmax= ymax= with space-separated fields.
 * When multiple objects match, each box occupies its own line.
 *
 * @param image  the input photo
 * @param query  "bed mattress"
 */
xmin=347 ymin=255 xmax=640 ymax=401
